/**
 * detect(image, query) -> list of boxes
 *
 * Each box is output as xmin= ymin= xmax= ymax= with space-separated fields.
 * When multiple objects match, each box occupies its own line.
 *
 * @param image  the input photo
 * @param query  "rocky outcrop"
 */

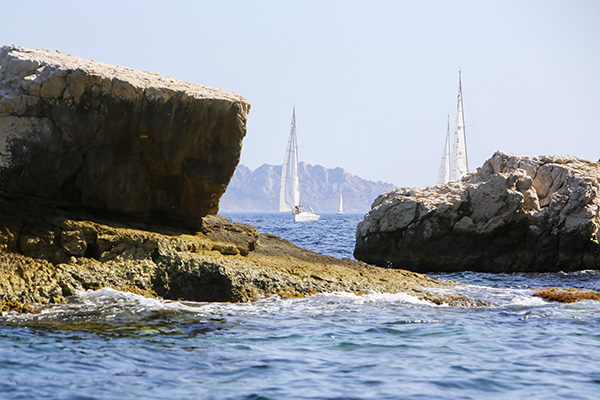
xmin=0 ymin=45 xmax=250 ymax=226
xmin=0 ymin=193 xmax=462 ymax=310
xmin=0 ymin=46 xmax=491 ymax=312
xmin=355 ymin=151 xmax=600 ymax=273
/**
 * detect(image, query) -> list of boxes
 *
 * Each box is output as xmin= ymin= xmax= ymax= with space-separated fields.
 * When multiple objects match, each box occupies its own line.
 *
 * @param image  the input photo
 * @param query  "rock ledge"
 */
xmin=0 ymin=194 xmax=459 ymax=310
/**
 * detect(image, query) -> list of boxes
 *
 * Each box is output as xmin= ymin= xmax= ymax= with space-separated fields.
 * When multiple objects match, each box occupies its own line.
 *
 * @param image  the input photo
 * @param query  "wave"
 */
xmin=435 ymin=284 xmax=546 ymax=307
xmin=0 ymin=288 xmax=218 ymax=336
xmin=3 ymin=282 xmax=599 ymax=330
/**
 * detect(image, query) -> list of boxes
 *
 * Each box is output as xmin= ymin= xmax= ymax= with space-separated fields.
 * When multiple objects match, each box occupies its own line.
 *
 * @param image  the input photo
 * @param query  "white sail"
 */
xmin=279 ymin=107 xmax=301 ymax=212
xmin=452 ymin=70 xmax=468 ymax=181
xmin=336 ymin=193 xmax=344 ymax=214
xmin=279 ymin=107 xmax=320 ymax=222
xmin=437 ymin=115 xmax=451 ymax=184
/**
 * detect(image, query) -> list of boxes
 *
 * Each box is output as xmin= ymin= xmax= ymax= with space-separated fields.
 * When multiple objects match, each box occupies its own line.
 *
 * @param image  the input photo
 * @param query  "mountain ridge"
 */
xmin=219 ymin=163 xmax=396 ymax=213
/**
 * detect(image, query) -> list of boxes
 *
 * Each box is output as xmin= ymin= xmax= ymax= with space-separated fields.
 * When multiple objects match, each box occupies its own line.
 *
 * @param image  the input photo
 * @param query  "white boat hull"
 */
xmin=294 ymin=211 xmax=320 ymax=222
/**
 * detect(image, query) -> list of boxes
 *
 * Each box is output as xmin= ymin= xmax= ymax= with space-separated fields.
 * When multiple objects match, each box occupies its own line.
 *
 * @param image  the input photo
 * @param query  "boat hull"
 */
xmin=294 ymin=211 xmax=320 ymax=222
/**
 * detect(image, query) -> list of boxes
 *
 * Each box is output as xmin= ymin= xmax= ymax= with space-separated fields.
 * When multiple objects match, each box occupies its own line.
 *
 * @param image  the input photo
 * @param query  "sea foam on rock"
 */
xmin=0 ymin=45 xmax=250 ymax=226
xmin=354 ymin=151 xmax=600 ymax=273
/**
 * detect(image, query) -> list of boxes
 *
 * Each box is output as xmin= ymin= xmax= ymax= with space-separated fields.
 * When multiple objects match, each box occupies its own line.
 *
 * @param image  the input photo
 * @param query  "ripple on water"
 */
xmin=1 ymin=288 xmax=600 ymax=399
xmin=2 ymin=208 xmax=600 ymax=400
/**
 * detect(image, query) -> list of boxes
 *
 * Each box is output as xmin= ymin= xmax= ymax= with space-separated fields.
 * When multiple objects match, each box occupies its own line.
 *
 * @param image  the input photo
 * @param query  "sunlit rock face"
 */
xmin=0 ymin=45 xmax=250 ymax=226
xmin=355 ymin=151 xmax=600 ymax=273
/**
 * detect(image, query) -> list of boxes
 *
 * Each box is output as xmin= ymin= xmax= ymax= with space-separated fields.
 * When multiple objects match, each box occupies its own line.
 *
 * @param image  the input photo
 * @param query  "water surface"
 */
xmin=1 ymin=212 xmax=598 ymax=399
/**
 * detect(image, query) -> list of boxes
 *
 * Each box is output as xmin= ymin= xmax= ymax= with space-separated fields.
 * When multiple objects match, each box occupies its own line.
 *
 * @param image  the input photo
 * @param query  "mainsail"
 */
xmin=439 ymin=70 xmax=469 ymax=184
xmin=279 ymin=106 xmax=301 ymax=212
xmin=437 ymin=115 xmax=451 ymax=184
xmin=279 ymin=107 xmax=320 ymax=222
xmin=451 ymin=70 xmax=468 ymax=181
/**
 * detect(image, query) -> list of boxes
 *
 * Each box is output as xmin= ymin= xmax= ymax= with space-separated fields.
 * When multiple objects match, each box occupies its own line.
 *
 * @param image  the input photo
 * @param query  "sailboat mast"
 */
xmin=458 ymin=70 xmax=468 ymax=173
xmin=291 ymin=106 xmax=301 ymax=207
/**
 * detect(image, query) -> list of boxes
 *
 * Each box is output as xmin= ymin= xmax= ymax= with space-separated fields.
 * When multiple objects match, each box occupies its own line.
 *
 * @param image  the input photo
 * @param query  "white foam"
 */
xmin=0 ymin=284 xmax=566 ymax=325
xmin=353 ymin=292 xmax=435 ymax=305
xmin=0 ymin=288 xmax=213 ymax=324
xmin=434 ymin=284 xmax=548 ymax=307
xmin=74 ymin=287 xmax=180 ymax=312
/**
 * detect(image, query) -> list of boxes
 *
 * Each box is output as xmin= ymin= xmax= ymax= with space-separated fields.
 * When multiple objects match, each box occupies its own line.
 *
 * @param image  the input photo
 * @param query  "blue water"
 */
xmin=1 ymin=213 xmax=599 ymax=399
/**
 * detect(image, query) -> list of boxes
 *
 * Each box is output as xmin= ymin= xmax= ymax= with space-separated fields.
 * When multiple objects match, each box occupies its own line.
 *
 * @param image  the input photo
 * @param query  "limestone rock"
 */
xmin=354 ymin=151 xmax=600 ymax=272
xmin=0 ymin=45 xmax=250 ymax=226
xmin=0 ymin=193 xmax=458 ymax=308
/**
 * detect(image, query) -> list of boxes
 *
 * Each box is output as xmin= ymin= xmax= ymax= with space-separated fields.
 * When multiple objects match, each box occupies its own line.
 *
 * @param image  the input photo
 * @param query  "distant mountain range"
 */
xmin=219 ymin=163 xmax=396 ymax=213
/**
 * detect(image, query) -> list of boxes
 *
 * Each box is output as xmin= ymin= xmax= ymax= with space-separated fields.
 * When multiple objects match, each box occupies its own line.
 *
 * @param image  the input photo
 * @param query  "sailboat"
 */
xmin=438 ymin=70 xmax=469 ymax=184
xmin=279 ymin=106 xmax=320 ymax=222
xmin=336 ymin=193 xmax=344 ymax=215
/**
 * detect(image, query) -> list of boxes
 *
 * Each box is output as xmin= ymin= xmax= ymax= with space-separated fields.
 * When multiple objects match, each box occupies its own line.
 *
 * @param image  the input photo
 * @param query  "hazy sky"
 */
xmin=2 ymin=0 xmax=598 ymax=187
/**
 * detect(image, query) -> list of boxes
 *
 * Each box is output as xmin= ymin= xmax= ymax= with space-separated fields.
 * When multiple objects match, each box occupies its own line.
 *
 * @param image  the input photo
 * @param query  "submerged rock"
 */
xmin=355 ymin=151 xmax=600 ymax=273
xmin=0 ymin=45 xmax=250 ymax=226
xmin=532 ymin=287 xmax=600 ymax=303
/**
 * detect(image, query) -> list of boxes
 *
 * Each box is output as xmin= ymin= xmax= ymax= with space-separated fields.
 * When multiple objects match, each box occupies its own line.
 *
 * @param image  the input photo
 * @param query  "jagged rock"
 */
xmin=0 ymin=45 xmax=250 ymax=226
xmin=354 ymin=151 xmax=600 ymax=273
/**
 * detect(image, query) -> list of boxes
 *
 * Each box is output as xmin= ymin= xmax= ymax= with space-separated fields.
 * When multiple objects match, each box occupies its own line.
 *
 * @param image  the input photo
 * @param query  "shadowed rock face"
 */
xmin=355 ymin=151 xmax=600 ymax=273
xmin=0 ymin=45 xmax=250 ymax=226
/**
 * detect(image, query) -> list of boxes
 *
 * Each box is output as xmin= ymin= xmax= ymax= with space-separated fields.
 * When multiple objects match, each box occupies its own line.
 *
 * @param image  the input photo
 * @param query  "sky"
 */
xmin=2 ymin=0 xmax=599 ymax=187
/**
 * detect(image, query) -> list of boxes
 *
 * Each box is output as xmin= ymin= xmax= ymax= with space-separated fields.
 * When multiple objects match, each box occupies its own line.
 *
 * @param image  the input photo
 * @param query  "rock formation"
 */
xmin=0 ymin=45 xmax=250 ymax=226
xmin=355 ymin=151 xmax=600 ymax=273
xmin=0 ymin=193 xmax=464 ymax=310
xmin=0 ymin=45 xmax=472 ymax=311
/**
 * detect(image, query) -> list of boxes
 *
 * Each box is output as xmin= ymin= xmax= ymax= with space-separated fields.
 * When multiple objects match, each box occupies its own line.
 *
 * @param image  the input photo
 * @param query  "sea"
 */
xmin=1 ymin=212 xmax=599 ymax=400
